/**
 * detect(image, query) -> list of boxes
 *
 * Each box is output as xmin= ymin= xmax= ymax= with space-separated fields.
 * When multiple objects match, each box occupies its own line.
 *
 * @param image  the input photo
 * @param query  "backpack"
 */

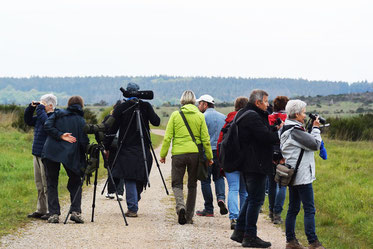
xmin=218 ymin=110 xmax=254 ymax=173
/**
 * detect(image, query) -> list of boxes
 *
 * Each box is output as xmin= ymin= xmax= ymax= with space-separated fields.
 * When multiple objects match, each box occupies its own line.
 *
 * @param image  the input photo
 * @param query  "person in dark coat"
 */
xmin=42 ymin=96 xmax=89 ymax=224
xmin=104 ymin=83 xmax=160 ymax=217
xmin=104 ymin=100 xmax=124 ymax=201
xmin=230 ymin=89 xmax=282 ymax=248
xmin=24 ymin=94 xmax=57 ymax=220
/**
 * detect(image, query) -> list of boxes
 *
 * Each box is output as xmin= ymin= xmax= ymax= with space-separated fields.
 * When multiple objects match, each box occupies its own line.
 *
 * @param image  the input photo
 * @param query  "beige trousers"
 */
xmin=33 ymin=156 xmax=48 ymax=214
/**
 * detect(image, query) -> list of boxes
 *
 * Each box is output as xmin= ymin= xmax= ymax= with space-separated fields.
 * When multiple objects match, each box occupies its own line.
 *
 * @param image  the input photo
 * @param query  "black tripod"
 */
xmin=63 ymin=141 xmax=128 ymax=226
xmin=101 ymin=99 xmax=169 ymax=196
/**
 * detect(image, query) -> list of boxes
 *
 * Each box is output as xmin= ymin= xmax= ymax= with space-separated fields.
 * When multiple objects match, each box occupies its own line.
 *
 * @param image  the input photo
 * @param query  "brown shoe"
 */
xmin=124 ymin=210 xmax=138 ymax=217
xmin=273 ymin=213 xmax=283 ymax=224
xmin=308 ymin=240 xmax=325 ymax=249
xmin=286 ymin=239 xmax=305 ymax=249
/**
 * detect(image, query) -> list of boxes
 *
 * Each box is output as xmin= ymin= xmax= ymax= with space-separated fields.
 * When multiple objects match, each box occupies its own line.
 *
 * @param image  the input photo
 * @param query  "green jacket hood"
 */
xmin=180 ymin=104 xmax=200 ymax=114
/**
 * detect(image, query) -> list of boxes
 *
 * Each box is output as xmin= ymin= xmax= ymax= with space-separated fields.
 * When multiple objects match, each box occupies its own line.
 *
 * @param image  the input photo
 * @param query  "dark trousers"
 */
xmin=286 ymin=183 xmax=318 ymax=243
xmin=44 ymin=158 xmax=82 ymax=215
xmin=236 ymin=173 xmax=266 ymax=237
xmin=107 ymin=174 xmax=124 ymax=195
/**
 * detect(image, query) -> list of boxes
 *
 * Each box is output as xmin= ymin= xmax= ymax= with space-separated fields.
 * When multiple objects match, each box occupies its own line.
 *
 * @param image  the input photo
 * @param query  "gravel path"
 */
xmin=1 ymin=129 xmax=286 ymax=249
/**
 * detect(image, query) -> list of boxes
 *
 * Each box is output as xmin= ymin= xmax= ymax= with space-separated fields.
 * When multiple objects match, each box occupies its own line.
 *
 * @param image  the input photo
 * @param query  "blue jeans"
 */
xmin=225 ymin=171 xmax=247 ymax=220
xmin=124 ymin=180 xmax=138 ymax=213
xmin=285 ymin=183 xmax=318 ymax=243
xmin=200 ymin=150 xmax=225 ymax=213
xmin=268 ymin=175 xmax=286 ymax=214
xmin=236 ymin=173 xmax=266 ymax=237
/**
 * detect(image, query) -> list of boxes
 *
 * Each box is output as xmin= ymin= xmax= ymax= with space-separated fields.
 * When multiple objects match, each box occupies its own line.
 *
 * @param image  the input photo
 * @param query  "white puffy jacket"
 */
xmin=280 ymin=119 xmax=322 ymax=186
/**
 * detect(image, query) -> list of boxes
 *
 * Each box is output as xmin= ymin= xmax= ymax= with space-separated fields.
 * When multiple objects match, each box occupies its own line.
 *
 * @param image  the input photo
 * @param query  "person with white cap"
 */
xmin=195 ymin=94 xmax=228 ymax=217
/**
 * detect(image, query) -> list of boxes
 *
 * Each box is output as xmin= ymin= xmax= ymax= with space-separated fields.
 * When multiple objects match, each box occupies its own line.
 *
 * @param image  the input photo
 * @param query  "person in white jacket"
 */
xmin=280 ymin=100 xmax=325 ymax=249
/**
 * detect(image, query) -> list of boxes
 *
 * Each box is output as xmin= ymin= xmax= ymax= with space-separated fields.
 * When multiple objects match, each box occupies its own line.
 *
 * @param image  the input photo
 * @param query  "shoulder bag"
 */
xmin=275 ymin=148 xmax=304 ymax=187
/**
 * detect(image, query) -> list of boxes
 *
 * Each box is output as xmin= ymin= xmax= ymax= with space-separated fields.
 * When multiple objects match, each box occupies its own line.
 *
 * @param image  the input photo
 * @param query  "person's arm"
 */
xmin=145 ymin=102 xmax=160 ymax=126
xmin=44 ymin=113 xmax=64 ymax=141
xmin=291 ymin=127 xmax=322 ymax=151
xmin=160 ymin=112 xmax=175 ymax=161
xmin=201 ymin=116 xmax=213 ymax=161
xmin=24 ymin=104 xmax=37 ymax=126
xmin=35 ymin=104 xmax=48 ymax=124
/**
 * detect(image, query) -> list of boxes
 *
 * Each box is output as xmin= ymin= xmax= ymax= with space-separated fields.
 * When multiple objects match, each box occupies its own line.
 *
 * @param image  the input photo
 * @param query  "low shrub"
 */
xmin=326 ymin=114 xmax=373 ymax=141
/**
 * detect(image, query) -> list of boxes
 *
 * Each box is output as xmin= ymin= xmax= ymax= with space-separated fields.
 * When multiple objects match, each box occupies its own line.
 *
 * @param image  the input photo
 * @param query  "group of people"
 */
xmin=24 ymin=85 xmax=325 ymax=248
xmin=160 ymin=89 xmax=325 ymax=249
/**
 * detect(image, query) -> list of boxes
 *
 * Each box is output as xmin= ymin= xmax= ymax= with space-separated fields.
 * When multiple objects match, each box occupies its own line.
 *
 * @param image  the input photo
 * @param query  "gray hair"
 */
xmin=40 ymin=93 xmax=57 ymax=109
xmin=180 ymin=90 xmax=196 ymax=106
xmin=285 ymin=100 xmax=307 ymax=119
xmin=248 ymin=89 xmax=268 ymax=105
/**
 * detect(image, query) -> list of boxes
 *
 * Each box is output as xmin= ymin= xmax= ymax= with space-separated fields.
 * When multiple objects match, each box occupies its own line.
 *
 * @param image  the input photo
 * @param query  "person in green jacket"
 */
xmin=160 ymin=90 xmax=213 ymax=225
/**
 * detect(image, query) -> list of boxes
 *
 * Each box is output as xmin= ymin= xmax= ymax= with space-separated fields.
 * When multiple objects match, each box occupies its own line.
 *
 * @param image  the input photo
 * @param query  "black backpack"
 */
xmin=218 ymin=110 xmax=254 ymax=173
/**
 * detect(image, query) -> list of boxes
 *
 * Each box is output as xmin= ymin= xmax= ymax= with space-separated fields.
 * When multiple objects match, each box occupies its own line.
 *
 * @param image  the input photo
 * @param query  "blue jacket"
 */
xmin=204 ymin=108 xmax=226 ymax=150
xmin=24 ymin=104 xmax=53 ymax=157
xmin=42 ymin=104 xmax=89 ymax=175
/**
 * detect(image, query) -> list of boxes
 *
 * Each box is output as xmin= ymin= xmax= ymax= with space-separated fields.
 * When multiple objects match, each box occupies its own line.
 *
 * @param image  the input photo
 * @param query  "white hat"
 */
xmin=196 ymin=94 xmax=215 ymax=104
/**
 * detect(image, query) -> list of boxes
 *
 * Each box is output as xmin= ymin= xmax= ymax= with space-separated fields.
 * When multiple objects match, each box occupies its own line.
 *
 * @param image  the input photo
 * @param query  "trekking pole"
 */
xmin=64 ymin=175 xmax=85 ymax=224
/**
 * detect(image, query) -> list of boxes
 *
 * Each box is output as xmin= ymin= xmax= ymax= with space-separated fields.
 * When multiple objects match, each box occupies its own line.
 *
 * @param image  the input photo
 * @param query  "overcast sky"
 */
xmin=0 ymin=0 xmax=372 ymax=82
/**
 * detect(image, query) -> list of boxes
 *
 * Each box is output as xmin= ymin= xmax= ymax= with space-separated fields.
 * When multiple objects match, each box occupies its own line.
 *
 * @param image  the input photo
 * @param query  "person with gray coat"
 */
xmin=280 ymin=99 xmax=325 ymax=249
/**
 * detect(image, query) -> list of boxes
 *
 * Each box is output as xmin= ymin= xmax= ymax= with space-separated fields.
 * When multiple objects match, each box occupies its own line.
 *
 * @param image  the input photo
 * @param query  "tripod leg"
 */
xmin=64 ymin=175 xmax=85 ymax=224
xmin=91 ymin=168 xmax=99 ymax=222
xmin=100 ymin=147 xmax=128 ymax=226
xmin=136 ymin=109 xmax=151 ymax=188
xmin=140 ymin=116 xmax=169 ymax=195
xmin=101 ymin=110 xmax=137 ymax=195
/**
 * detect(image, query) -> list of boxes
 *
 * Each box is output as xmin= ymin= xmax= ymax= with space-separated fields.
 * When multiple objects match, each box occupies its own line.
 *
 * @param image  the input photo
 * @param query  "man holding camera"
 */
xmin=24 ymin=94 xmax=57 ymax=220
xmin=104 ymin=83 xmax=160 ymax=217
xmin=230 ymin=89 xmax=282 ymax=248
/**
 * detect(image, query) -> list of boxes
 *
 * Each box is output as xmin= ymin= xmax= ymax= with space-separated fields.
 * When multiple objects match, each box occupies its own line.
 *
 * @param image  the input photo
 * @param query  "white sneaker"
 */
xmin=105 ymin=193 xmax=115 ymax=199
xmin=117 ymin=195 xmax=123 ymax=201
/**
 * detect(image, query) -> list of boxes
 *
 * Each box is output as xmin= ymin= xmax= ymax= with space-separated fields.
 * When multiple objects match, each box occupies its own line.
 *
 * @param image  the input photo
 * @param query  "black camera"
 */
xmin=274 ymin=117 xmax=282 ymax=126
xmin=309 ymin=113 xmax=326 ymax=125
xmin=120 ymin=87 xmax=154 ymax=100
xmin=32 ymin=101 xmax=40 ymax=105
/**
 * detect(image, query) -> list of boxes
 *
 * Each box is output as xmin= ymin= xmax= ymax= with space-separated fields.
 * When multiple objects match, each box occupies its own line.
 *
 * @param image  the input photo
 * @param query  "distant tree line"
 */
xmin=1 ymin=76 xmax=373 ymax=106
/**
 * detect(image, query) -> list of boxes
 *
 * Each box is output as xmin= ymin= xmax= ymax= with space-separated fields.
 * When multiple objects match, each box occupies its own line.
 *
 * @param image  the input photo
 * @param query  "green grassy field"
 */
xmin=0 ymin=126 xmax=163 ymax=239
xmin=263 ymin=138 xmax=373 ymax=249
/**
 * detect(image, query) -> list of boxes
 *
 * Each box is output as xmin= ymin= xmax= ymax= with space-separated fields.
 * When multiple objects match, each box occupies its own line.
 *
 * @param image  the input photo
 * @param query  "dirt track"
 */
xmin=1 ymin=129 xmax=286 ymax=249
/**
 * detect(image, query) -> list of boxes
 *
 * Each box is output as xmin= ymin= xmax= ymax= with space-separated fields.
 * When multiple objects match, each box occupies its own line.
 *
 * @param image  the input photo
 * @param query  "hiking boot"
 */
xmin=286 ymin=239 xmax=306 ymax=249
xmin=308 ymin=240 xmax=325 ymax=249
xmin=124 ymin=210 xmax=138 ymax=217
xmin=40 ymin=213 xmax=51 ymax=220
xmin=196 ymin=209 xmax=214 ymax=217
xmin=105 ymin=193 xmax=115 ymax=199
xmin=70 ymin=211 xmax=84 ymax=224
xmin=178 ymin=208 xmax=187 ymax=225
xmin=218 ymin=200 xmax=228 ymax=215
xmin=230 ymin=229 xmax=244 ymax=243
xmin=273 ymin=213 xmax=283 ymax=224
xmin=27 ymin=212 xmax=43 ymax=219
xmin=117 ymin=195 xmax=123 ymax=201
xmin=230 ymin=219 xmax=237 ymax=230
xmin=242 ymin=236 xmax=271 ymax=248
xmin=186 ymin=219 xmax=194 ymax=224
xmin=269 ymin=211 xmax=274 ymax=222
xmin=47 ymin=214 xmax=59 ymax=223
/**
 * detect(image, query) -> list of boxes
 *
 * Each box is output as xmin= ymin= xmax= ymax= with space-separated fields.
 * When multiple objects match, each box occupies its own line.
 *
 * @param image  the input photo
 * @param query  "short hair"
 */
xmin=248 ymin=89 xmax=268 ymax=105
xmin=40 ymin=93 xmax=57 ymax=109
xmin=180 ymin=90 xmax=196 ymax=106
xmin=207 ymin=102 xmax=214 ymax=108
xmin=273 ymin=96 xmax=289 ymax=112
xmin=67 ymin=96 xmax=84 ymax=107
xmin=234 ymin=96 xmax=249 ymax=111
xmin=285 ymin=100 xmax=307 ymax=119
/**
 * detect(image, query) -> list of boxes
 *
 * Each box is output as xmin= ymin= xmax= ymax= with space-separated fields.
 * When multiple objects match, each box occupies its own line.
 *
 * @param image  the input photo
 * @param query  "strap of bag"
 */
xmin=179 ymin=110 xmax=198 ymax=147
xmin=293 ymin=148 xmax=305 ymax=176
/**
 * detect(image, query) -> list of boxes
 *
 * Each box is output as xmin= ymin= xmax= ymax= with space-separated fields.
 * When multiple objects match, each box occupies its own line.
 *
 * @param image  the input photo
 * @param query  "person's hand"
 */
xmin=60 ymin=133 xmax=76 ymax=143
xmin=276 ymin=121 xmax=284 ymax=130
xmin=208 ymin=159 xmax=214 ymax=166
xmin=31 ymin=101 xmax=39 ymax=107
xmin=104 ymin=150 xmax=109 ymax=159
xmin=160 ymin=158 xmax=166 ymax=164
xmin=313 ymin=117 xmax=320 ymax=128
